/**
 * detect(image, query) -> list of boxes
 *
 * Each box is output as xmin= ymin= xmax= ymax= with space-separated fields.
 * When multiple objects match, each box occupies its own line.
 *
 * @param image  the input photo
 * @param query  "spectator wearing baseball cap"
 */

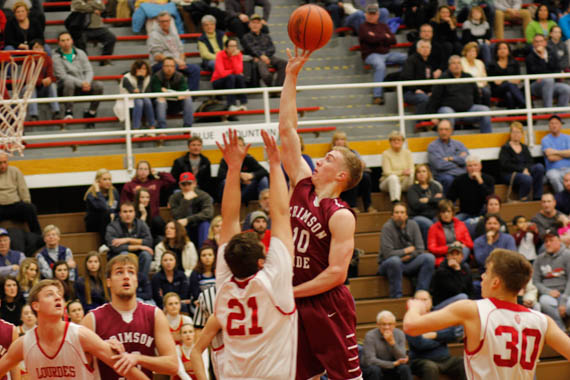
xmin=534 ymin=227 xmax=570 ymax=329
xmin=0 ymin=228 xmax=25 ymax=278
xmin=430 ymin=242 xmax=473 ymax=309
xmin=168 ymin=172 xmax=214 ymax=248
xmin=245 ymin=210 xmax=271 ymax=251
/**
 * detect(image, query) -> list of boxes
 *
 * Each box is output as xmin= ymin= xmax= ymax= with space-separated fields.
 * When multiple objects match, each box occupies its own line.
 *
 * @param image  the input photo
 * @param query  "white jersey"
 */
xmin=215 ymin=237 xmax=297 ymax=380
xmin=23 ymin=322 xmax=98 ymax=380
xmin=464 ymin=298 xmax=548 ymax=380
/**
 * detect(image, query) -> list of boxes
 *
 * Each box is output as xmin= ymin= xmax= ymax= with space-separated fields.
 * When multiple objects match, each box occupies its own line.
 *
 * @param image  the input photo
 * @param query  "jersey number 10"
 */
xmin=493 ymin=326 xmax=541 ymax=370
xmin=227 ymin=297 xmax=264 ymax=337
xmin=292 ymin=227 xmax=310 ymax=253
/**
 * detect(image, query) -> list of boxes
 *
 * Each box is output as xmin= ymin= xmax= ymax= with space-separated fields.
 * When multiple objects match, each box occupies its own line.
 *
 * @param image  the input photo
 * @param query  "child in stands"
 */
xmin=18 ymin=304 xmax=37 ymax=379
xmin=164 ymin=292 xmax=192 ymax=345
xmin=67 ymin=299 xmax=85 ymax=324
xmin=512 ymin=215 xmax=539 ymax=263
xmin=36 ymin=224 xmax=76 ymax=280
xmin=52 ymin=261 xmax=75 ymax=301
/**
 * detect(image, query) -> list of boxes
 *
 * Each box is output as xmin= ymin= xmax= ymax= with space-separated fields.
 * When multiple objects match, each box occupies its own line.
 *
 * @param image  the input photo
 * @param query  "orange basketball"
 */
xmin=287 ymin=4 xmax=333 ymax=51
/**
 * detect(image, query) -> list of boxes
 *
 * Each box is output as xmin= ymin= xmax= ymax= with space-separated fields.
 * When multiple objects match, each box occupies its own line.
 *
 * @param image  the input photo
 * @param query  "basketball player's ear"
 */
xmin=336 ymin=170 xmax=347 ymax=184
xmin=31 ymin=301 xmax=39 ymax=314
xmin=257 ymin=258 xmax=265 ymax=269
xmin=106 ymin=277 xmax=111 ymax=289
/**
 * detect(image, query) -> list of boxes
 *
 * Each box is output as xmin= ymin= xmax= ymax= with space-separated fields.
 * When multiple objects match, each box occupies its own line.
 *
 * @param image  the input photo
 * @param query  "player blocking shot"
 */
xmin=404 ymin=249 xmax=570 ymax=380
xmin=81 ymin=255 xmax=178 ymax=379
xmin=279 ymin=48 xmax=364 ymax=380
xmin=0 ymin=279 xmax=149 ymax=380
xmin=190 ymin=129 xmax=297 ymax=380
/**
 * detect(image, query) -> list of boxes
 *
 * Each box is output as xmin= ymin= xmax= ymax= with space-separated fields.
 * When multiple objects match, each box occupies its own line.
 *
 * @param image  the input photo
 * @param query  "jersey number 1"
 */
xmin=227 ymin=297 xmax=263 ymax=336
xmin=493 ymin=326 xmax=541 ymax=370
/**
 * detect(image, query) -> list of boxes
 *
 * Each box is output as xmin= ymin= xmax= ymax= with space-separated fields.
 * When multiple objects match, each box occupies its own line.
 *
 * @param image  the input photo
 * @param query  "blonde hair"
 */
xmin=332 ymin=146 xmax=364 ymax=191
xmin=208 ymin=215 xmax=222 ymax=240
xmin=462 ymin=41 xmax=479 ymax=57
xmin=28 ymin=279 xmax=60 ymax=315
xmin=163 ymin=291 xmax=181 ymax=310
xmin=83 ymin=168 xmax=117 ymax=208
xmin=331 ymin=132 xmax=348 ymax=150
xmin=388 ymin=130 xmax=405 ymax=141
xmin=17 ymin=258 xmax=39 ymax=293
xmin=43 ymin=224 xmax=60 ymax=237
xmin=12 ymin=1 xmax=28 ymax=12
xmin=510 ymin=121 xmax=524 ymax=133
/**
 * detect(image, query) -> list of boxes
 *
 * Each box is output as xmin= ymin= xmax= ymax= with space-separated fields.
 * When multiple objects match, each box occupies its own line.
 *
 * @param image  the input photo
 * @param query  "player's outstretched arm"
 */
xmin=293 ymin=209 xmax=355 ymax=298
xmin=261 ymin=130 xmax=294 ymax=258
xmin=77 ymin=325 xmax=150 ymax=380
xmin=190 ymin=315 xmax=222 ymax=380
xmin=545 ymin=315 xmax=570 ymax=360
xmin=279 ymin=48 xmax=313 ymax=187
xmin=216 ymin=129 xmax=250 ymax=246
xmin=0 ymin=337 xmax=23 ymax=379
xmin=403 ymin=299 xmax=478 ymax=336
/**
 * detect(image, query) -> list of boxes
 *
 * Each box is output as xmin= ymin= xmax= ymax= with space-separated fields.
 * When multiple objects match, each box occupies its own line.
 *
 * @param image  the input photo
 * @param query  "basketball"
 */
xmin=287 ymin=4 xmax=333 ymax=51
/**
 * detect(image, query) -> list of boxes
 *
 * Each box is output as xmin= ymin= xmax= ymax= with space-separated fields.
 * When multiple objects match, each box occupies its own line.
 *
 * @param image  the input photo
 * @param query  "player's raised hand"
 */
xmin=216 ymin=129 xmax=250 ymax=170
xmin=261 ymin=130 xmax=280 ymax=165
xmin=285 ymin=47 xmax=312 ymax=76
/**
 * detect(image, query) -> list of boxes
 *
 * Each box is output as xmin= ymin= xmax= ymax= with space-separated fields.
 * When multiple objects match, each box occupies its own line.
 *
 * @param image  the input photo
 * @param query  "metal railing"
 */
xmin=6 ymin=71 xmax=570 ymax=172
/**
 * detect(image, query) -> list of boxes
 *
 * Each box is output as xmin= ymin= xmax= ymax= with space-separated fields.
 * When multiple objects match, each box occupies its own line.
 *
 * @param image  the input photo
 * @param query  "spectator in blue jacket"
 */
xmin=427 ymin=120 xmax=469 ymax=195
xmin=473 ymin=214 xmax=517 ymax=269
xmin=406 ymin=290 xmax=466 ymax=380
xmin=0 ymin=228 xmax=25 ymax=278
xmin=36 ymin=225 xmax=76 ymax=280
xmin=151 ymin=251 xmax=190 ymax=311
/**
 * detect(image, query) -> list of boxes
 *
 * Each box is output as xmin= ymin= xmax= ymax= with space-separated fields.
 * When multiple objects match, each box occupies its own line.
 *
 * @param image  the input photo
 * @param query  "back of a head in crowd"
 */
xmin=105 ymin=254 xmax=139 ymax=278
xmin=224 ymin=231 xmax=265 ymax=278
xmin=485 ymin=249 xmax=533 ymax=295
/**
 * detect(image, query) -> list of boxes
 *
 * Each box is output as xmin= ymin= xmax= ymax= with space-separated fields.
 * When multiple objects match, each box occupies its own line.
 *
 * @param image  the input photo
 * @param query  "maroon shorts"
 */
xmin=295 ymin=285 xmax=362 ymax=380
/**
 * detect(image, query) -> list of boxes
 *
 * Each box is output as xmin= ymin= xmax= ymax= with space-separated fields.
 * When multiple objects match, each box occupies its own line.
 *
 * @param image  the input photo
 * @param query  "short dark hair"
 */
xmin=225 ymin=37 xmax=238 ymax=48
xmin=162 ymin=57 xmax=176 ymax=65
xmin=224 ymin=232 xmax=264 ymax=278
xmin=391 ymin=202 xmax=407 ymax=214
xmin=130 ymin=60 xmax=150 ymax=77
xmin=484 ymin=213 xmax=501 ymax=225
xmin=493 ymin=42 xmax=510 ymax=61
xmin=438 ymin=199 xmax=454 ymax=213
xmin=512 ymin=215 xmax=525 ymax=225
xmin=486 ymin=249 xmax=533 ymax=294
xmin=30 ymin=38 xmax=45 ymax=48
xmin=120 ymin=202 xmax=135 ymax=211
xmin=549 ymin=114 xmax=562 ymax=122
xmin=188 ymin=136 xmax=203 ymax=145
xmin=57 ymin=31 xmax=71 ymax=41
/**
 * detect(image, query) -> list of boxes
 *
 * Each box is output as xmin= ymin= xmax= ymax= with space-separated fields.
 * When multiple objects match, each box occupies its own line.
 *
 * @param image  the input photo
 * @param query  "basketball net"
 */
xmin=0 ymin=51 xmax=45 ymax=156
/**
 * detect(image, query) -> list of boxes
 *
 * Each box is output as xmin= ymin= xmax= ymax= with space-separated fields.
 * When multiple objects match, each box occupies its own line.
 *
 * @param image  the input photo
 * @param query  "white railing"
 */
xmin=7 ymin=71 xmax=570 ymax=173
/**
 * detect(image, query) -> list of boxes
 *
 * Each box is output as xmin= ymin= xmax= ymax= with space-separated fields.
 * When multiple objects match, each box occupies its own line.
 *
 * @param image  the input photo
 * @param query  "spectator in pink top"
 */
xmin=211 ymin=37 xmax=247 ymax=111
xmin=120 ymin=160 xmax=175 ymax=218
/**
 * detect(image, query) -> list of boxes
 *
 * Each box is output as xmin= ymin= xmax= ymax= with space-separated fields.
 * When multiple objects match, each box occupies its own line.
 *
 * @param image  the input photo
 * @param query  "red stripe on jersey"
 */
xmin=35 ymin=322 xmax=69 ymax=360
xmin=489 ymin=298 xmax=530 ymax=312
xmin=212 ymin=344 xmax=224 ymax=352
xmin=275 ymin=305 xmax=297 ymax=316
xmin=231 ymin=274 xmax=257 ymax=289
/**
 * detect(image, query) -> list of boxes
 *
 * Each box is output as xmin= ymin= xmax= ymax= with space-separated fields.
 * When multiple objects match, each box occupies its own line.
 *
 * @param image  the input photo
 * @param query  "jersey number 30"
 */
xmin=493 ymin=326 xmax=541 ymax=370
xmin=227 ymin=297 xmax=264 ymax=336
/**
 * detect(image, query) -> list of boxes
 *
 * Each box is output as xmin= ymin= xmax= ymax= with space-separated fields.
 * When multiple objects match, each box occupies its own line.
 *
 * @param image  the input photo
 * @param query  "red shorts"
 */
xmin=295 ymin=285 xmax=362 ymax=380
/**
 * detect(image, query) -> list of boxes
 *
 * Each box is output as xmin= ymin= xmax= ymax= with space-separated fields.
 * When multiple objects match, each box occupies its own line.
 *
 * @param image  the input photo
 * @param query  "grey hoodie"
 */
xmin=533 ymin=247 xmax=570 ymax=303
xmin=52 ymin=47 xmax=94 ymax=87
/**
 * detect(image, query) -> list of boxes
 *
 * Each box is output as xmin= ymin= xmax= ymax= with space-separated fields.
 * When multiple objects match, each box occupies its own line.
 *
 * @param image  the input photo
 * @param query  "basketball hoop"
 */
xmin=0 ymin=50 xmax=46 ymax=155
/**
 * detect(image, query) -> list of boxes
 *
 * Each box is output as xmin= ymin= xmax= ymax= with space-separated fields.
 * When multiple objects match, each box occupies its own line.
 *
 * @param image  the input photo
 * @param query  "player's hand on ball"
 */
xmin=216 ymin=129 xmax=250 ymax=170
xmin=261 ymin=130 xmax=280 ymax=165
xmin=285 ymin=48 xmax=311 ymax=76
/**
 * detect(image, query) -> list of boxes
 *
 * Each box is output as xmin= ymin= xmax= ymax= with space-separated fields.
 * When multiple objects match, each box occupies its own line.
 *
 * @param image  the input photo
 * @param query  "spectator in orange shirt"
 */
xmin=211 ymin=37 xmax=247 ymax=111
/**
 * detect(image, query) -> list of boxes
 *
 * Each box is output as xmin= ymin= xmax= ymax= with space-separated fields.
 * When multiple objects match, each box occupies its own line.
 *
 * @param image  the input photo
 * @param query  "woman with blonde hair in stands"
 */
xmin=84 ymin=168 xmax=120 ymax=240
xmin=380 ymin=131 xmax=414 ymax=204
xmin=330 ymin=132 xmax=375 ymax=213
xmin=202 ymin=215 xmax=222 ymax=251
xmin=74 ymin=252 xmax=109 ymax=312
xmin=498 ymin=121 xmax=545 ymax=201
xmin=461 ymin=41 xmax=491 ymax=106
xmin=16 ymin=258 xmax=39 ymax=301
xmin=152 ymin=220 xmax=198 ymax=276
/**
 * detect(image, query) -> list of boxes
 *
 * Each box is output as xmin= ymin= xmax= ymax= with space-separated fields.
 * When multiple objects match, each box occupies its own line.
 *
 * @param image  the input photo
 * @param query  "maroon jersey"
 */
xmin=91 ymin=302 xmax=156 ymax=379
xmin=0 ymin=319 xmax=13 ymax=380
xmin=289 ymin=177 xmax=354 ymax=286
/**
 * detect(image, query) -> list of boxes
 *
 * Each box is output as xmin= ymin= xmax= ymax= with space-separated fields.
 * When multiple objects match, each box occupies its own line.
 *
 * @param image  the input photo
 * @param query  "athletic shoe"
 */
xmin=64 ymin=111 xmax=73 ymax=120
xmin=228 ymin=104 xmax=240 ymax=112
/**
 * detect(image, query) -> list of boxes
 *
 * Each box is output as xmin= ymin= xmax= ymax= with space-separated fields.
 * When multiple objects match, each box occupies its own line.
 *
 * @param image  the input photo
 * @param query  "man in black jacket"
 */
xmin=401 ymin=40 xmax=436 ymax=114
xmin=526 ymin=34 xmax=570 ymax=108
xmin=426 ymin=55 xmax=492 ymax=133
xmin=430 ymin=244 xmax=473 ymax=309
xmin=171 ymin=136 xmax=213 ymax=197
xmin=217 ymin=136 xmax=268 ymax=203
xmin=407 ymin=23 xmax=446 ymax=70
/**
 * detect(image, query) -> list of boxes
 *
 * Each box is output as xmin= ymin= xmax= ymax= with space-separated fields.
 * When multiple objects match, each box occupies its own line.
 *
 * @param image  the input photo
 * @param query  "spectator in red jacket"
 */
xmin=427 ymin=199 xmax=473 ymax=266
xmin=358 ymin=3 xmax=407 ymax=105
xmin=120 ymin=160 xmax=175 ymax=218
xmin=211 ymin=37 xmax=247 ymax=112
xmin=28 ymin=39 xmax=61 ymax=121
